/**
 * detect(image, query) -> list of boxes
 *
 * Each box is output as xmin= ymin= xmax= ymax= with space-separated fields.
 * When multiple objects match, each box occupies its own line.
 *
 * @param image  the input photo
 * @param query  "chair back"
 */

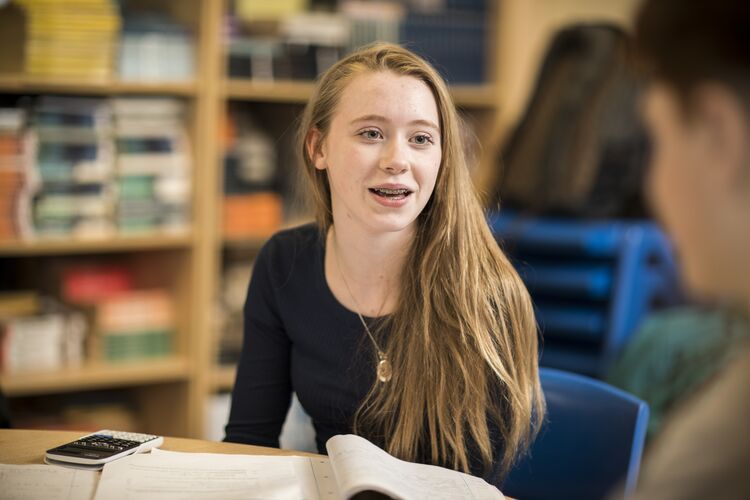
xmin=503 ymin=368 xmax=649 ymax=500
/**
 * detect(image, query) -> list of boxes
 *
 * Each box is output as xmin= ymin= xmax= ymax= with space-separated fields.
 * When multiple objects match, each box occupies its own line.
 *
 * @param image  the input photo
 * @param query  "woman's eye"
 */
xmin=360 ymin=130 xmax=382 ymax=140
xmin=412 ymin=134 xmax=433 ymax=145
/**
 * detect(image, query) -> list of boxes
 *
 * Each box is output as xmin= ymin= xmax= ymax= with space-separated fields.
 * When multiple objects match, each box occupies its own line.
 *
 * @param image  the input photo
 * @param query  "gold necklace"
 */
xmin=332 ymin=236 xmax=393 ymax=383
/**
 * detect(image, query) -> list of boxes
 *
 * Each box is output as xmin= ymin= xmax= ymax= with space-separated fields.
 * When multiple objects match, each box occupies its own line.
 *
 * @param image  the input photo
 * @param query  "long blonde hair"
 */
xmin=298 ymin=43 xmax=544 ymax=479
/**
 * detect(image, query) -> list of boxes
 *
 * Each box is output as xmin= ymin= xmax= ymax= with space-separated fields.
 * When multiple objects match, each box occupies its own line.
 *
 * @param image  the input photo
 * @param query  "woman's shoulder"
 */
xmin=257 ymin=222 xmax=324 ymax=273
xmin=264 ymin=222 xmax=322 ymax=253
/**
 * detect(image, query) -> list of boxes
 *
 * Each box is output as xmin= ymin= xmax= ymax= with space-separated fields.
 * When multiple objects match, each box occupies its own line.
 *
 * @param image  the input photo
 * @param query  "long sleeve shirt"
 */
xmin=224 ymin=223 xmax=504 ymax=487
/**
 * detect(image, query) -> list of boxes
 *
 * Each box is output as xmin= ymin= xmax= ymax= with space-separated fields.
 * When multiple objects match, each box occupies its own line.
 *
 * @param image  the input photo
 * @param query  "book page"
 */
xmin=0 ymin=464 xmax=98 ymax=500
xmin=93 ymin=449 xmax=320 ymax=500
xmin=326 ymin=435 xmax=505 ymax=500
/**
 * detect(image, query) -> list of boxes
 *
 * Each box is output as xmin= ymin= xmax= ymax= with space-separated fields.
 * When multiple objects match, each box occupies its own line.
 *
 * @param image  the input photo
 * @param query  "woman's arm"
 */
xmin=224 ymin=242 xmax=292 ymax=447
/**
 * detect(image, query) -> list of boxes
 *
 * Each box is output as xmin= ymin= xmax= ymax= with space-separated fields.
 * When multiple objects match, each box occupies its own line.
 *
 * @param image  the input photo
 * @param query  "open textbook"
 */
xmin=93 ymin=434 xmax=504 ymax=500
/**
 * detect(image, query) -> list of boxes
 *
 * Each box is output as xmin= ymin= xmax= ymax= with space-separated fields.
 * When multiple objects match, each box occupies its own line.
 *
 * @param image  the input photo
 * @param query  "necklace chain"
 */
xmin=331 ymin=232 xmax=392 ymax=383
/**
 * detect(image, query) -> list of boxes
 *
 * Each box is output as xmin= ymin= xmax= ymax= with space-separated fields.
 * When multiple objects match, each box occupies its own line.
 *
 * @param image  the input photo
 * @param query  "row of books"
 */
xmin=0 ymin=96 xmax=191 ymax=239
xmin=14 ymin=0 xmax=195 ymax=82
xmin=0 ymin=266 xmax=176 ymax=373
xmin=119 ymin=13 xmax=195 ymax=82
xmin=0 ymin=292 xmax=85 ymax=373
xmin=113 ymin=98 xmax=192 ymax=234
xmin=0 ymin=108 xmax=32 ymax=240
xmin=62 ymin=265 xmax=175 ymax=363
xmin=222 ymin=112 xmax=282 ymax=239
xmin=228 ymin=0 xmax=488 ymax=83
xmin=17 ymin=0 xmax=121 ymax=81
xmin=32 ymin=96 xmax=115 ymax=237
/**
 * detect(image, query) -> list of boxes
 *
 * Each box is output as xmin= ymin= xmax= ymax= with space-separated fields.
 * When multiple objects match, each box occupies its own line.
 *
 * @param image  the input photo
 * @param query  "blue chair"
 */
xmin=503 ymin=368 xmax=649 ymax=500
xmin=489 ymin=212 xmax=682 ymax=377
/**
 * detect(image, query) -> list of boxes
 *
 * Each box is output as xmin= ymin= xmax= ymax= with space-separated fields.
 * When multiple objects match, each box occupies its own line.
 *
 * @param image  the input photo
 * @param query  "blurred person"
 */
xmin=607 ymin=305 xmax=749 ymax=441
xmin=224 ymin=43 xmax=544 ymax=489
xmin=620 ymin=0 xmax=750 ymax=497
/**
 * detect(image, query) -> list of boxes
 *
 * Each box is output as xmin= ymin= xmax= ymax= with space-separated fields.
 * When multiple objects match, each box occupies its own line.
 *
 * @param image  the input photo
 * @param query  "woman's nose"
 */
xmin=380 ymin=140 xmax=410 ymax=174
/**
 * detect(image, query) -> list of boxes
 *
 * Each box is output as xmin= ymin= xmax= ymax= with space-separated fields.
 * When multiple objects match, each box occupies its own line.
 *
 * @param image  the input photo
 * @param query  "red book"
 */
xmin=61 ymin=266 xmax=133 ymax=305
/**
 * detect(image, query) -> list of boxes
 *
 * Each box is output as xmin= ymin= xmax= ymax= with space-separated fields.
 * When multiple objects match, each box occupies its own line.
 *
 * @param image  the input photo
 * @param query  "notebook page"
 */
xmin=94 ymin=450 xmax=314 ymax=500
xmin=0 ymin=464 xmax=98 ymax=500
xmin=326 ymin=435 xmax=505 ymax=500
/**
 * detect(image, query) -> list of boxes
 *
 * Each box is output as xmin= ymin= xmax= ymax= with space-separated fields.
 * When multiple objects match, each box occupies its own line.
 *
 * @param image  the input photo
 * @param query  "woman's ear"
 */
xmin=306 ymin=129 xmax=327 ymax=170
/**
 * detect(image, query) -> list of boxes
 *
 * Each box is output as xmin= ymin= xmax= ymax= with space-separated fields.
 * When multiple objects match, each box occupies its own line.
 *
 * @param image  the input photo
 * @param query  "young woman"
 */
xmin=625 ymin=0 xmax=750 ymax=497
xmin=225 ymin=43 xmax=544 ymax=487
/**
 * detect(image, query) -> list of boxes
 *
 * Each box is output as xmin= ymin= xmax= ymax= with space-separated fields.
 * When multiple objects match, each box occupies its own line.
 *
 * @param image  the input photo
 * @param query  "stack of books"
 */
xmin=112 ymin=98 xmax=192 ymax=234
xmin=341 ymin=0 xmax=404 ymax=53
xmin=0 ymin=108 xmax=31 ymax=241
xmin=29 ymin=97 xmax=116 ymax=238
xmin=96 ymin=289 xmax=174 ymax=362
xmin=0 ymin=291 xmax=86 ymax=373
xmin=222 ymin=113 xmax=281 ymax=239
xmin=17 ymin=0 xmax=121 ymax=81
xmin=227 ymin=1 xmax=350 ymax=81
xmin=119 ymin=13 xmax=195 ymax=82
xmin=223 ymin=192 xmax=282 ymax=238
xmin=400 ymin=0 xmax=488 ymax=83
xmin=60 ymin=264 xmax=174 ymax=362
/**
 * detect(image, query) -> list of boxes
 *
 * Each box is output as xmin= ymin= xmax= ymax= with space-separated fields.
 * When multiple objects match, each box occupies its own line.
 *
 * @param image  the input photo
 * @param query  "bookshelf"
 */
xmin=0 ymin=75 xmax=198 ymax=96
xmin=4 ymin=0 xmax=639 ymax=440
xmin=0 ymin=234 xmax=193 ymax=256
xmin=0 ymin=0 xmax=214 ymax=439
xmin=0 ymin=356 xmax=190 ymax=397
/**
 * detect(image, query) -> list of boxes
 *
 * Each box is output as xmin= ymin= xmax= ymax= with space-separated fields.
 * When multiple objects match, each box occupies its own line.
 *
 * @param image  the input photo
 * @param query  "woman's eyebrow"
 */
xmin=350 ymin=114 xmax=440 ymax=132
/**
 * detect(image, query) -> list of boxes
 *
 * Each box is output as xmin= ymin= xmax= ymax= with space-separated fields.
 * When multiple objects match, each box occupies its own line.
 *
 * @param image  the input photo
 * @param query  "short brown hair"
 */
xmin=634 ymin=0 xmax=750 ymax=113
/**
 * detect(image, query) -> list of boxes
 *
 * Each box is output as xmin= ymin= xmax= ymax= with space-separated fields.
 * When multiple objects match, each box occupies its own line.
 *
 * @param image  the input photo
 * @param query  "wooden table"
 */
xmin=0 ymin=429 xmax=322 ymax=465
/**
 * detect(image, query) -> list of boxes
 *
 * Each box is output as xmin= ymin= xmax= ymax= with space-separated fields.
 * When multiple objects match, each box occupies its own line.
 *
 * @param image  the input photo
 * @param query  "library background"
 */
xmin=1 ymin=0 xmax=693 ymax=447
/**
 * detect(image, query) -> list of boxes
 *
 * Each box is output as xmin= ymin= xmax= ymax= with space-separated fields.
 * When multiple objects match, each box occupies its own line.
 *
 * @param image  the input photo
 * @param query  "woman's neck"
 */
xmin=325 ymin=223 xmax=413 ymax=317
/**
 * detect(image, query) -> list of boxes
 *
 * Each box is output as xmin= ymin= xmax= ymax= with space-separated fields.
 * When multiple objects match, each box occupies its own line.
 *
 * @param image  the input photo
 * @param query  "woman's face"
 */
xmin=312 ymin=71 xmax=442 ymax=236
xmin=643 ymin=83 xmax=748 ymax=299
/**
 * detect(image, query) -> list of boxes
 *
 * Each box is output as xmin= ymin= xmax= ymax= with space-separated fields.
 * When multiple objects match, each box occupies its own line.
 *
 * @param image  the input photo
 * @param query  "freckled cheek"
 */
xmin=344 ymin=146 xmax=381 ymax=176
xmin=416 ymin=160 xmax=441 ymax=197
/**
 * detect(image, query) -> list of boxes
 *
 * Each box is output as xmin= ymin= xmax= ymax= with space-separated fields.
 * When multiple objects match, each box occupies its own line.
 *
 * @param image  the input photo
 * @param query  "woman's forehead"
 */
xmin=333 ymin=71 xmax=440 ymax=129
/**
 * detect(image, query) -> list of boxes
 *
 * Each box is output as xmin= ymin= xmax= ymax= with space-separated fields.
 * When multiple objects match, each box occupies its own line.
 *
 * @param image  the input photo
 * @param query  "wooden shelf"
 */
xmin=0 ymin=233 xmax=194 ymax=256
xmin=225 ymin=79 xmax=499 ymax=108
xmin=225 ymin=79 xmax=314 ymax=103
xmin=0 ymin=356 xmax=191 ymax=397
xmin=212 ymin=365 xmax=236 ymax=392
xmin=0 ymin=74 xmax=198 ymax=96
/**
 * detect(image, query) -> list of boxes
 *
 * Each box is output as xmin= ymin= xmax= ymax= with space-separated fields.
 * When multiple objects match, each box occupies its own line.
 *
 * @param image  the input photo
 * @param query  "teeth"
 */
xmin=373 ymin=188 xmax=409 ymax=195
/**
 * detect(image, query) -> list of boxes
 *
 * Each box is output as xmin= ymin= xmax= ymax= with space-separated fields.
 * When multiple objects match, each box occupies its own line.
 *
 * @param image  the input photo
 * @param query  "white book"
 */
xmin=3 ymin=314 xmax=66 ymax=373
xmin=92 ymin=434 xmax=504 ymax=500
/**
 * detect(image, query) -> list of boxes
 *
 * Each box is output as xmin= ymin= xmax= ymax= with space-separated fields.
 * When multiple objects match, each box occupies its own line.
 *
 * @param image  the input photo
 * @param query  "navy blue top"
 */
xmin=224 ymin=223 xmax=504 ymax=487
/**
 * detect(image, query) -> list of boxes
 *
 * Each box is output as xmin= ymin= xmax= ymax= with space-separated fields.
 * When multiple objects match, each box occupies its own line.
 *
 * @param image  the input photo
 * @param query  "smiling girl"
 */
xmin=225 ymin=43 xmax=544 ymax=487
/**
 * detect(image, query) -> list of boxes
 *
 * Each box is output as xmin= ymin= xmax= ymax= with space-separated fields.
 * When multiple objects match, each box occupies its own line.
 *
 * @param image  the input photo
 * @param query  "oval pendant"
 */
xmin=377 ymin=358 xmax=392 ymax=383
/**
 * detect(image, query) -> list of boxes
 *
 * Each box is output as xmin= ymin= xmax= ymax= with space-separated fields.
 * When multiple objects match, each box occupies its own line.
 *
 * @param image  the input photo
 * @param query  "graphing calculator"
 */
xmin=45 ymin=430 xmax=164 ymax=470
